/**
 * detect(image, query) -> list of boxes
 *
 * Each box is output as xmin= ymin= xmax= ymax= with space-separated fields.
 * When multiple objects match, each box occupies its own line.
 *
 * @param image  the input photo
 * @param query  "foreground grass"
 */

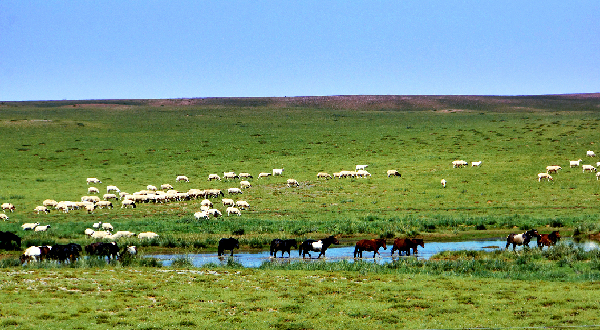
xmin=1 ymin=264 xmax=599 ymax=329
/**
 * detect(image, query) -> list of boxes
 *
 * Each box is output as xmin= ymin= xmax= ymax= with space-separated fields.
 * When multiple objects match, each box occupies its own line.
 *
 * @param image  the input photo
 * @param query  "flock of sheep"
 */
xmin=538 ymin=150 xmax=600 ymax=182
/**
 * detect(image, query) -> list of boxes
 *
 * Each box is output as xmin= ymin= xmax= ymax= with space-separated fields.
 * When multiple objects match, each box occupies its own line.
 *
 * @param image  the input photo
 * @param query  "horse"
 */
xmin=0 ymin=231 xmax=21 ymax=250
xmin=506 ymin=229 xmax=539 ymax=250
xmin=354 ymin=239 xmax=387 ymax=258
xmin=537 ymin=231 xmax=561 ymax=250
xmin=218 ymin=237 xmax=239 ymax=256
xmin=390 ymin=238 xmax=424 ymax=256
xmin=49 ymin=243 xmax=82 ymax=263
xmin=270 ymin=239 xmax=298 ymax=258
xmin=299 ymin=236 xmax=340 ymax=258
xmin=85 ymin=242 xmax=120 ymax=261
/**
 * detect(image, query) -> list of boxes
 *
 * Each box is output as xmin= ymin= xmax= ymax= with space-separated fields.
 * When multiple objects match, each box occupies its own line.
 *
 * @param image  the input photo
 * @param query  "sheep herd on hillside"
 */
xmin=538 ymin=150 xmax=600 ymax=182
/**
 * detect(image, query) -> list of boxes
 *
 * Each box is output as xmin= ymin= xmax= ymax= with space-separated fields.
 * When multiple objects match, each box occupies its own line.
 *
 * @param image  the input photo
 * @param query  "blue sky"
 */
xmin=1 ymin=1 xmax=598 ymax=101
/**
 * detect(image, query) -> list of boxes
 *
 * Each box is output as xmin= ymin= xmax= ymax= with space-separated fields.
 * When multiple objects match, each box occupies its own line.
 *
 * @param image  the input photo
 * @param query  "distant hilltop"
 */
xmin=2 ymin=93 xmax=599 ymax=112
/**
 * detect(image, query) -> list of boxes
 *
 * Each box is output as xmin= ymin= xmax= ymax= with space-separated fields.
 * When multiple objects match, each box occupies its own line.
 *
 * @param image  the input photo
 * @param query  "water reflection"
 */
xmin=149 ymin=238 xmax=599 ymax=268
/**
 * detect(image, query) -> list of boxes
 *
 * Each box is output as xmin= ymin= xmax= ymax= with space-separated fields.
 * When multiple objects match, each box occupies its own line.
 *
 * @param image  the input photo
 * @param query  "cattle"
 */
xmin=218 ymin=237 xmax=239 ymax=256
xmin=390 ymin=238 xmax=424 ymax=256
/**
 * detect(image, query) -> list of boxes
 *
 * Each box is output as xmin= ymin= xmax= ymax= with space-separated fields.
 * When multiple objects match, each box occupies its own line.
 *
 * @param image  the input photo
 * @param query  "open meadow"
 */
xmin=2 ymin=95 xmax=600 ymax=328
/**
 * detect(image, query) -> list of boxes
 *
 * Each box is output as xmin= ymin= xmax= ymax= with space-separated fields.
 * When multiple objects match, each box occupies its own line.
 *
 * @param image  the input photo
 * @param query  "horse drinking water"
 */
xmin=299 ymin=236 xmax=339 ymax=258
xmin=354 ymin=239 xmax=387 ymax=258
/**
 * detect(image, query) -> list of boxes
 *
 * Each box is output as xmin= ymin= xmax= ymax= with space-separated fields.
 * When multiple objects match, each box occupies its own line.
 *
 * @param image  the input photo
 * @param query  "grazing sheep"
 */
xmin=546 ymin=165 xmax=562 ymax=173
xmin=226 ymin=207 xmax=241 ymax=216
xmin=84 ymin=228 xmax=95 ymax=236
xmin=570 ymin=159 xmax=583 ymax=167
xmin=240 ymin=180 xmax=252 ymax=189
xmin=587 ymin=150 xmax=596 ymax=157
xmin=34 ymin=225 xmax=51 ymax=232
xmin=103 ymin=193 xmax=118 ymax=201
xmin=82 ymin=195 xmax=101 ymax=203
xmin=239 ymin=173 xmax=253 ymax=179
xmin=287 ymin=179 xmax=300 ymax=187
xmin=222 ymin=198 xmax=235 ymax=207
xmin=207 ymin=209 xmax=222 ymax=217
xmin=43 ymin=199 xmax=58 ymax=207
xmin=112 ymin=231 xmax=136 ymax=239
xmin=538 ymin=173 xmax=553 ymax=181
xmin=88 ymin=187 xmax=100 ymax=194
xmin=258 ymin=172 xmax=271 ymax=179
xmin=208 ymin=174 xmax=221 ymax=181
xmin=34 ymin=206 xmax=50 ymax=214
xmin=96 ymin=201 xmax=113 ymax=209
xmin=200 ymin=205 xmax=210 ymax=212
xmin=160 ymin=184 xmax=173 ymax=190
xmin=102 ymin=223 xmax=114 ymax=231
xmin=194 ymin=211 xmax=209 ymax=220
xmin=471 ymin=161 xmax=483 ymax=167
xmin=235 ymin=200 xmax=250 ymax=209
xmin=2 ymin=203 xmax=15 ymax=212
xmin=201 ymin=199 xmax=213 ymax=207
xmin=228 ymin=187 xmax=243 ymax=194
xmin=387 ymin=170 xmax=401 ymax=177
xmin=355 ymin=165 xmax=368 ymax=171
xmin=121 ymin=199 xmax=136 ymax=208
xmin=176 ymin=175 xmax=189 ymax=182
xmin=147 ymin=185 xmax=157 ymax=191
xmin=85 ymin=204 xmax=96 ymax=214
xmin=92 ymin=222 xmax=102 ymax=229
xmin=106 ymin=185 xmax=121 ymax=193
xmin=138 ymin=232 xmax=159 ymax=239
xmin=452 ymin=160 xmax=468 ymax=168
xmin=22 ymin=222 xmax=40 ymax=230
xmin=223 ymin=172 xmax=239 ymax=180
xmin=333 ymin=172 xmax=342 ymax=179
xmin=441 ymin=179 xmax=447 ymax=188
xmin=87 ymin=178 xmax=102 ymax=184
xmin=583 ymin=165 xmax=597 ymax=172
xmin=0 ymin=213 xmax=9 ymax=221
xmin=273 ymin=168 xmax=284 ymax=176
xmin=55 ymin=202 xmax=70 ymax=213
xmin=355 ymin=170 xmax=371 ymax=178
xmin=596 ymin=172 xmax=600 ymax=181
xmin=91 ymin=231 xmax=113 ymax=239
xmin=317 ymin=172 xmax=332 ymax=179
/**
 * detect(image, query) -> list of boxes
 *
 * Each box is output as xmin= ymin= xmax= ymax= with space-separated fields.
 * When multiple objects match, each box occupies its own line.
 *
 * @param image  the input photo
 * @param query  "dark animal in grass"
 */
xmin=0 ymin=231 xmax=21 ymax=250
xmin=506 ymin=229 xmax=539 ymax=251
xmin=85 ymin=242 xmax=120 ymax=261
xmin=270 ymin=239 xmax=298 ymax=258
xmin=49 ymin=243 xmax=82 ymax=263
xmin=299 ymin=235 xmax=340 ymax=259
xmin=218 ymin=237 xmax=239 ymax=256
xmin=390 ymin=238 xmax=425 ymax=256
xmin=354 ymin=239 xmax=387 ymax=258
xmin=537 ymin=231 xmax=561 ymax=250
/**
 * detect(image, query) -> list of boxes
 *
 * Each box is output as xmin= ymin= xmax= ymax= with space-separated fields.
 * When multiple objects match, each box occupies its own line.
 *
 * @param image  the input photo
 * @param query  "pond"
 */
xmin=148 ymin=238 xmax=599 ymax=268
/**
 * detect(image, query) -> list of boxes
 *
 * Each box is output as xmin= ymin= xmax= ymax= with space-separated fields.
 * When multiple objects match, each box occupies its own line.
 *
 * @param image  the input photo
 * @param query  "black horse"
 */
xmin=218 ymin=237 xmax=239 ymax=256
xmin=270 ymin=239 xmax=298 ymax=258
xmin=0 ymin=231 xmax=21 ymax=250
xmin=299 ymin=236 xmax=340 ymax=258
xmin=49 ymin=243 xmax=82 ymax=263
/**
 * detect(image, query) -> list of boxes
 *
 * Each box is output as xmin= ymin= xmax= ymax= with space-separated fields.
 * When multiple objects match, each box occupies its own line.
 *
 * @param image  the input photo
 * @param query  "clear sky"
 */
xmin=1 ymin=1 xmax=598 ymax=101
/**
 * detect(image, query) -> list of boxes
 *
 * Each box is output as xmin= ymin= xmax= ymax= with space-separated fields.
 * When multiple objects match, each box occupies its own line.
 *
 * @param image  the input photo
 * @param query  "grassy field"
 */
xmin=2 ymin=94 xmax=600 ymax=328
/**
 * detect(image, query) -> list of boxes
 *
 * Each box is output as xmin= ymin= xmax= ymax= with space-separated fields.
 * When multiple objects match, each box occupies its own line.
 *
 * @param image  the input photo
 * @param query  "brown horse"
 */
xmin=390 ymin=238 xmax=424 ymax=256
xmin=353 ymin=239 xmax=387 ymax=258
xmin=537 ymin=231 xmax=560 ymax=249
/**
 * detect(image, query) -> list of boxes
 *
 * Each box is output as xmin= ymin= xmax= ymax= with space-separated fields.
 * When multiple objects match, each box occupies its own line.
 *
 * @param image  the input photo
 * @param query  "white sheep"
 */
xmin=240 ymin=180 xmax=252 ymax=189
xmin=207 ymin=209 xmax=222 ymax=217
xmin=355 ymin=165 xmax=368 ymax=171
xmin=121 ymin=199 xmax=136 ymax=208
xmin=546 ymin=165 xmax=562 ymax=173
xmin=34 ymin=206 xmax=50 ymax=214
xmin=222 ymin=198 xmax=235 ymax=207
xmin=223 ymin=172 xmax=239 ymax=180
xmin=106 ymin=185 xmax=121 ymax=193
xmin=226 ymin=207 xmax=241 ymax=216
xmin=1 ymin=203 xmax=15 ymax=212
xmin=102 ymin=223 xmax=114 ymax=231
xmin=91 ymin=231 xmax=113 ymax=239
xmin=194 ymin=211 xmax=209 ymax=220
xmin=160 ymin=184 xmax=173 ymax=190
xmin=235 ymin=200 xmax=250 ymax=209
xmin=34 ymin=225 xmax=51 ymax=232
xmin=441 ymin=179 xmax=447 ymax=188
xmin=200 ymin=205 xmax=210 ymax=212
xmin=258 ymin=172 xmax=271 ymax=179
xmin=208 ymin=174 xmax=221 ymax=181
xmin=582 ymin=165 xmax=597 ymax=173
xmin=85 ymin=204 xmax=96 ymax=214
xmin=471 ymin=161 xmax=483 ymax=167
xmin=82 ymin=195 xmax=101 ymax=203
xmin=147 ymin=185 xmax=157 ymax=191
xmin=387 ymin=170 xmax=401 ymax=177
xmin=55 ymin=202 xmax=70 ymax=213
xmin=21 ymin=246 xmax=41 ymax=263
xmin=96 ymin=201 xmax=113 ymax=209
xmin=88 ymin=187 xmax=100 ymax=194
xmin=355 ymin=170 xmax=371 ymax=178
xmin=287 ymin=179 xmax=300 ymax=187
xmin=138 ymin=232 xmax=159 ymax=239
xmin=538 ymin=173 xmax=554 ymax=181
xmin=570 ymin=159 xmax=583 ymax=167
xmin=84 ymin=228 xmax=95 ymax=236
xmin=239 ymin=173 xmax=253 ymax=179
xmin=21 ymin=222 xmax=39 ymax=230
xmin=43 ymin=199 xmax=58 ymax=207
xmin=228 ymin=187 xmax=243 ymax=194
xmin=273 ymin=168 xmax=284 ymax=176
xmin=176 ymin=175 xmax=189 ymax=182
xmin=103 ymin=193 xmax=118 ymax=200
xmin=587 ymin=150 xmax=596 ymax=157
xmin=452 ymin=160 xmax=468 ymax=168
xmin=93 ymin=221 xmax=103 ymax=229
xmin=0 ymin=213 xmax=9 ymax=221
xmin=317 ymin=172 xmax=332 ymax=179
xmin=201 ymin=199 xmax=213 ymax=207
xmin=87 ymin=178 xmax=102 ymax=184
xmin=112 ymin=231 xmax=136 ymax=239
